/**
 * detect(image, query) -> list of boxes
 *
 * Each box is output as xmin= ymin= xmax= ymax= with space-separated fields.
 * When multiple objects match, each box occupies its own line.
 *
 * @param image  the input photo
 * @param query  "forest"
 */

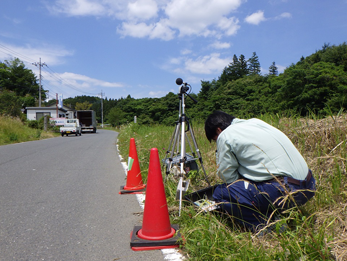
xmin=1 ymin=43 xmax=346 ymax=125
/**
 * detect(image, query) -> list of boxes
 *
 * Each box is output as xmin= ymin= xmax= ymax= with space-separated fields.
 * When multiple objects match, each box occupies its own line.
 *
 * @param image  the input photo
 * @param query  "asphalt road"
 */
xmin=0 ymin=130 xmax=165 ymax=261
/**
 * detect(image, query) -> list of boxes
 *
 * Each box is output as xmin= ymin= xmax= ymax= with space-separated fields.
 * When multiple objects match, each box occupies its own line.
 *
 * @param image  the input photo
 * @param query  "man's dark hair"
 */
xmin=205 ymin=111 xmax=235 ymax=142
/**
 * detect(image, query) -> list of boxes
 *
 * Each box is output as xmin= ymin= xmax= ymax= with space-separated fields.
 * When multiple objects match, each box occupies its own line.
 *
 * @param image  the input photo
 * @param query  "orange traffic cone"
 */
xmin=130 ymin=148 xmax=181 ymax=251
xmin=119 ymin=138 xmax=146 ymax=194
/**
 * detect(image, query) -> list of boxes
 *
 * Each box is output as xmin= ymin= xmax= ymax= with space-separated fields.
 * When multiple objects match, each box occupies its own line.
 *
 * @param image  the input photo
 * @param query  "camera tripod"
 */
xmin=163 ymin=78 xmax=210 ymax=216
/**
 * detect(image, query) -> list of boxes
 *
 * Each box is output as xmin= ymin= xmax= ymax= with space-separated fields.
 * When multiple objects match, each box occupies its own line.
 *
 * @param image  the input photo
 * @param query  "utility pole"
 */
xmin=56 ymin=93 xmax=58 ymax=118
xmin=100 ymin=90 xmax=104 ymax=128
xmin=32 ymin=58 xmax=46 ymax=107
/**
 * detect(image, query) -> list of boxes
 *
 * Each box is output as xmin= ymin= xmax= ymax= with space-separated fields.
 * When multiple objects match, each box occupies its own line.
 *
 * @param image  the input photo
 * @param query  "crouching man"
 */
xmin=205 ymin=111 xmax=316 ymax=232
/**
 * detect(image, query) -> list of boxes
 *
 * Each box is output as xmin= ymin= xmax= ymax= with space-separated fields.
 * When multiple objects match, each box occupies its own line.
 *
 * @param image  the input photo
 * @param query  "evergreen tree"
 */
xmin=238 ymin=54 xmax=249 ymax=77
xmin=232 ymin=54 xmax=239 ymax=68
xmin=219 ymin=54 xmax=240 ymax=84
xmin=248 ymin=52 xmax=261 ymax=75
xmin=219 ymin=67 xmax=230 ymax=85
xmin=198 ymin=80 xmax=212 ymax=100
xmin=269 ymin=61 xmax=278 ymax=75
xmin=321 ymin=42 xmax=331 ymax=51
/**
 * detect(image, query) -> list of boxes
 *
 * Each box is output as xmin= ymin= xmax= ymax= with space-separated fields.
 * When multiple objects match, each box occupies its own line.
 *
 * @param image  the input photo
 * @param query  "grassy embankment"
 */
xmin=0 ymin=116 xmax=56 ymax=145
xmin=117 ymin=113 xmax=347 ymax=261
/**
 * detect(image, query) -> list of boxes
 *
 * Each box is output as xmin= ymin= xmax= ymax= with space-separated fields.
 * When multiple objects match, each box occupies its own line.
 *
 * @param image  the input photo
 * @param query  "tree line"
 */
xmin=1 ymin=43 xmax=346 ymax=126
xmin=89 ymin=42 xmax=347 ymax=126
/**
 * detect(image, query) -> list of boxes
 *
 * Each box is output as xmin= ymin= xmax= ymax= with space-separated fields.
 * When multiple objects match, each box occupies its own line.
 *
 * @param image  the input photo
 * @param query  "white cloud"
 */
xmin=49 ymin=0 xmax=244 ymax=40
xmin=117 ymin=22 xmax=155 ymax=38
xmin=210 ymin=41 xmax=231 ymax=49
xmin=165 ymin=0 xmax=242 ymax=37
xmin=275 ymin=12 xmax=292 ymax=19
xmin=47 ymin=0 xmax=107 ymax=16
xmin=127 ymin=0 xmax=158 ymax=21
xmin=217 ymin=17 xmax=240 ymax=36
xmin=168 ymin=57 xmax=182 ymax=65
xmin=149 ymin=20 xmax=175 ymax=40
xmin=164 ymin=52 xmax=232 ymax=77
xmin=42 ymin=71 xmax=123 ymax=98
xmin=245 ymin=10 xmax=266 ymax=25
xmin=181 ymin=49 xmax=192 ymax=55
xmin=58 ymin=72 xmax=123 ymax=88
xmin=117 ymin=21 xmax=175 ymax=40
xmin=183 ymin=53 xmax=231 ymax=74
xmin=148 ymin=90 xmax=169 ymax=97
xmin=276 ymin=64 xmax=286 ymax=73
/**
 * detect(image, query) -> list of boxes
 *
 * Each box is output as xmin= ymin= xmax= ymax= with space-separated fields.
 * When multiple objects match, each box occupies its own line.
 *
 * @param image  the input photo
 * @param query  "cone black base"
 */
xmin=130 ymin=224 xmax=181 ymax=251
xmin=119 ymin=185 xmax=146 ymax=194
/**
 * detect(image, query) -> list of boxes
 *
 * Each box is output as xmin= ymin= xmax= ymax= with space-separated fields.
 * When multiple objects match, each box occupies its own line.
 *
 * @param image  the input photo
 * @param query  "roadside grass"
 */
xmin=117 ymin=113 xmax=347 ymax=260
xmin=0 ymin=116 xmax=56 ymax=145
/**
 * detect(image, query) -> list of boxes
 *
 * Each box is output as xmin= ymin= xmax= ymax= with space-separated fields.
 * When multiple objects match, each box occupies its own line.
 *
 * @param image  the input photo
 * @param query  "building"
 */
xmin=26 ymin=105 xmax=75 ymax=121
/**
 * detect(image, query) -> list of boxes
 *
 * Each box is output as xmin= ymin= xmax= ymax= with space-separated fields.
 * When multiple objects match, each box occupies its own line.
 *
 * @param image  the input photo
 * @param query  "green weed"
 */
xmin=0 ymin=116 xmax=56 ymax=145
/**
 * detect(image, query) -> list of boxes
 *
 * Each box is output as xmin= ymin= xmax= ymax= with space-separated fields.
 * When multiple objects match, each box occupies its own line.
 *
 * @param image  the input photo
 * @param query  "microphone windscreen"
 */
xmin=176 ymin=78 xmax=183 ymax=85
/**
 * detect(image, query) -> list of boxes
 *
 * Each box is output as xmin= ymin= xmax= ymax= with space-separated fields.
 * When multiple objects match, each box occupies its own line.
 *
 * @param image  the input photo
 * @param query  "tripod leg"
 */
xmin=185 ymin=131 xmax=195 ymax=158
xmin=163 ymin=121 xmax=181 ymax=179
xmin=176 ymin=176 xmax=190 ymax=216
xmin=178 ymin=177 xmax=183 ymax=216
xmin=187 ymin=121 xmax=211 ymax=186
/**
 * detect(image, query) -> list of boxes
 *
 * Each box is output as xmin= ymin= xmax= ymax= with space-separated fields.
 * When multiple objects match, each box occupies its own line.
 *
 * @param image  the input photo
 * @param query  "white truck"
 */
xmin=60 ymin=119 xmax=82 ymax=137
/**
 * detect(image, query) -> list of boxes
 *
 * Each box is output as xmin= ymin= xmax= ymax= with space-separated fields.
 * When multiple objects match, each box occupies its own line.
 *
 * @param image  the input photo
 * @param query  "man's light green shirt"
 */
xmin=216 ymin=118 xmax=308 ymax=184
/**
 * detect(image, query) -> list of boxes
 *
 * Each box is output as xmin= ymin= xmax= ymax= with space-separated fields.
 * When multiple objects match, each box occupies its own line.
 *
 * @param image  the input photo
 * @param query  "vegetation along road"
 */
xmin=0 ymin=130 xmax=164 ymax=261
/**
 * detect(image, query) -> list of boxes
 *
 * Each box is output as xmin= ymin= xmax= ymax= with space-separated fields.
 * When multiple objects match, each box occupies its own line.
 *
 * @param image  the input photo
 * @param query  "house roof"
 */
xmin=26 ymin=107 xmax=68 ymax=112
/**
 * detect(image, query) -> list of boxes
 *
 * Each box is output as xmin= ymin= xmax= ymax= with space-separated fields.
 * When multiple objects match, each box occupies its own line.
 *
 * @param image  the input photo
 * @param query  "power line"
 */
xmin=43 ymin=65 xmax=97 ymax=96
xmin=0 ymin=43 xmax=36 ymax=64
xmin=0 ymin=43 xmax=99 ymax=98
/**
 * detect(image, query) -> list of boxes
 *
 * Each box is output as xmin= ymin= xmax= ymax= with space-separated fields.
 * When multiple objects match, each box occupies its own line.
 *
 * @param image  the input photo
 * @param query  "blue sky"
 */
xmin=0 ymin=0 xmax=346 ymax=101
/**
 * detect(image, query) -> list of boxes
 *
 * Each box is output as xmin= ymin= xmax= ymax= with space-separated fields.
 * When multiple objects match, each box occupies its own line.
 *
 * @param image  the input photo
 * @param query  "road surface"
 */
xmin=0 ymin=130 xmax=166 ymax=261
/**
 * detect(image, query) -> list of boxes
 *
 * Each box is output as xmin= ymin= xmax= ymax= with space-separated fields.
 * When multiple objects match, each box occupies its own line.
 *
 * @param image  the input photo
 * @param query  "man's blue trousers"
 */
xmin=213 ymin=171 xmax=316 ymax=231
